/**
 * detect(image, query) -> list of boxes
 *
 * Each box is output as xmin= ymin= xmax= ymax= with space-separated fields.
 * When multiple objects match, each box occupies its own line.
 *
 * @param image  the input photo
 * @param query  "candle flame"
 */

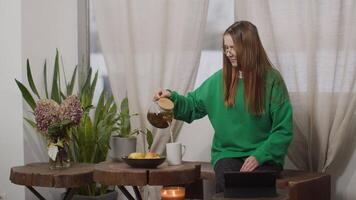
xmin=160 ymin=187 xmax=185 ymax=199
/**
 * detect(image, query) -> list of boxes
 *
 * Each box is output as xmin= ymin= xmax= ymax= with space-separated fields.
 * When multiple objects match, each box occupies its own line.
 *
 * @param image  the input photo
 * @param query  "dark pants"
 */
xmin=214 ymin=157 xmax=282 ymax=193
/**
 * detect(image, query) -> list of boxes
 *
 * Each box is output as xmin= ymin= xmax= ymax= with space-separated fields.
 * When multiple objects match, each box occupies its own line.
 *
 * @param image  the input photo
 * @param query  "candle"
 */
xmin=160 ymin=187 xmax=185 ymax=200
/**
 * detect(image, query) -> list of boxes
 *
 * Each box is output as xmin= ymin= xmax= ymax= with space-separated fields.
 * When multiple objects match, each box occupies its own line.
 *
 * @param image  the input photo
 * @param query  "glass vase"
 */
xmin=48 ymin=142 xmax=71 ymax=170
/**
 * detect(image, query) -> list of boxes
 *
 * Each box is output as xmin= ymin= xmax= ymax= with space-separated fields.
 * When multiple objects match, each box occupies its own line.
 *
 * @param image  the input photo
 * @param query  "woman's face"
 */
xmin=223 ymin=34 xmax=238 ymax=67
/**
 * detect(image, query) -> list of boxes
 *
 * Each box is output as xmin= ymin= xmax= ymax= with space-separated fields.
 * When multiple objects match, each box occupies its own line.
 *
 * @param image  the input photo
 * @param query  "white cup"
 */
xmin=166 ymin=142 xmax=186 ymax=165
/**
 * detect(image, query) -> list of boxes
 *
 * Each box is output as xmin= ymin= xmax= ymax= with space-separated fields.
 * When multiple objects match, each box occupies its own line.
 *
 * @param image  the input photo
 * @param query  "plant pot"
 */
xmin=63 ymin=191 xmax=118 ymax=200
xmin=109 ymin=136 xmax=137 ymax=161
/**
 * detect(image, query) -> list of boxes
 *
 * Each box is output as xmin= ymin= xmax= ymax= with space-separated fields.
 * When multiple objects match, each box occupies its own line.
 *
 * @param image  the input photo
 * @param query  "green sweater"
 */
xmin=170 ymin=68 xmax=293 ymax=168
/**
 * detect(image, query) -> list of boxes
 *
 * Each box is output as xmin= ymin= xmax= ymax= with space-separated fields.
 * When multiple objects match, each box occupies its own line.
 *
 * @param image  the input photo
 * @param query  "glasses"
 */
xmin=223 ymin=46 xmax=235 ymax=55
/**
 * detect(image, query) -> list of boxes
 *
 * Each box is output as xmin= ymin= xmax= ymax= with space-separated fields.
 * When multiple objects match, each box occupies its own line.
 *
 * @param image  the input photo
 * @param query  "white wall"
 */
xmin=0 ymin=0 xmax=24 ymax=200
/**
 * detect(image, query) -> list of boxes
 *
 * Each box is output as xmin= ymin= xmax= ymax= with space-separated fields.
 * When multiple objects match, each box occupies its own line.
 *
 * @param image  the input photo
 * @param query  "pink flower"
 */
xmin=34 ymin=99 xmax=60 ymax=132
xmin=59 ymin=95 xmax=83 ymax=125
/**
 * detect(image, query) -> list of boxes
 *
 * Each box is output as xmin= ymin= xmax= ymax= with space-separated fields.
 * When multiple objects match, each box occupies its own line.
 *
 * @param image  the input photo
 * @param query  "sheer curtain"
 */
xmin=235 ymin=0 xmax=356 ymax=199
xmin=93 ymin=0 xmax=209 ymax=199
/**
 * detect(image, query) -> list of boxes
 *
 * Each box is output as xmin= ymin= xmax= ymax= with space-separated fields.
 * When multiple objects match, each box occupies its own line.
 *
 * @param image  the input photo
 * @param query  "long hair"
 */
xmin=223 ymin=21 xmax=273 ymax=115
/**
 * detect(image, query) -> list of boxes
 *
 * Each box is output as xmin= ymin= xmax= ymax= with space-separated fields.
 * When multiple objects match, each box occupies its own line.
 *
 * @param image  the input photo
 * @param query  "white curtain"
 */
xmin=93 ymin=0 xmax=209 ymax=199
xmin=235 ymin=0 xmax=356 ymax=199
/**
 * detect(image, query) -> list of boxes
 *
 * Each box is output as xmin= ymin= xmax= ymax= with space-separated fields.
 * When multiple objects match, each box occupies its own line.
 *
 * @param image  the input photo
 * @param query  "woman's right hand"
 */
xmin=153 ymin=89 xmax=171 ymax=100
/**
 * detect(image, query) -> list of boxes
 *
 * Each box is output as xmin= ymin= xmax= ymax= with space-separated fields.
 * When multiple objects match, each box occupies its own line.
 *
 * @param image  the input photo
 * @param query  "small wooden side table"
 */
xmin=94 ymin=161 xmax=201 ymax=200
xmin=212 ymin=189 xmax=289 ymax=200
xmin=10 ymin=162 xmax=94 ymax=200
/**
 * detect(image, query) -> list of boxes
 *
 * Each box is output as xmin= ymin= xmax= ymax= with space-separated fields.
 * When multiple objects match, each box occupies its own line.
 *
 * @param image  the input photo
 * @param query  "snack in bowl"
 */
xmin=128 ymin=152 xmax=160 ymax=159
xmin=145 ymin=152 xmax=160 ymax=159
xmin=128 ymin=152 xmax=146 ymax=159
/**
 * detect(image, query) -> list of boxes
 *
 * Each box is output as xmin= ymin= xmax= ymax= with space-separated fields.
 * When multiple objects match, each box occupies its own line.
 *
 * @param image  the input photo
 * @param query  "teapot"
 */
xmin=147 ymin=97 xmax=174 ymax=128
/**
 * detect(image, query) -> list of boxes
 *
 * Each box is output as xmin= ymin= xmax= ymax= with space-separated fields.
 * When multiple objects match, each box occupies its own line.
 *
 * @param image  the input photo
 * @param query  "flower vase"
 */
xmin=48 ymin=140 xmax=71 ymax=170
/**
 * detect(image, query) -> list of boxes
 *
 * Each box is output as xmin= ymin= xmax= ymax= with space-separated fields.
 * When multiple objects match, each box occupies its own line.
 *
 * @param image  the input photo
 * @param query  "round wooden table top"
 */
xmin=94 ymin=161 xmax=201 ymax=186
xmin=10 ymin=162 xmax=94 ymax=188
xmin=212 ymin=189 xmax=289 ymax=200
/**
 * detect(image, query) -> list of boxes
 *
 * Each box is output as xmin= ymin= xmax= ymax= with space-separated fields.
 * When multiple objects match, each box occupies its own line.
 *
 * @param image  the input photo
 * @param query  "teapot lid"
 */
xmin=157 ymin=98 xmax=174 ymax=110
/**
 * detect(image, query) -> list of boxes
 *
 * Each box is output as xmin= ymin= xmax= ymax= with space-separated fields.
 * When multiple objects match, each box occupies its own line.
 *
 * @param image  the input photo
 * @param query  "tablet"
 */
xmin=224 ymin=171 xmax=278 ymax=198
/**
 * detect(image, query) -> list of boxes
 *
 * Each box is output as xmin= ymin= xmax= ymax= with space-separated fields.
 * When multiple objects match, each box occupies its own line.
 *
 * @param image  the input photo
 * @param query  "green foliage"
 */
xmin=51 ymin=49 xmax=61 ymax=103
xmin=145 ymin=128 xmax=153 ymax=151
xmin=47 ymin=119 xmax=72 ymax=138
xmin=115 ymin=97 xmax=138 ymax=138
xmin=26 ymin=59 xmax=40 ymax=99
xmin=15 ymin=79 xmax=36 ymax=111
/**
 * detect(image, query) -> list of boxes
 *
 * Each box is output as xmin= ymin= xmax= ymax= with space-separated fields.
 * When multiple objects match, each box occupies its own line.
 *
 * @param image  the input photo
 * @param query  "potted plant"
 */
xmin=16 ymin=50 xmax=118 ymax=199
xmin=109 ymin=97 xmax=138 ymax=161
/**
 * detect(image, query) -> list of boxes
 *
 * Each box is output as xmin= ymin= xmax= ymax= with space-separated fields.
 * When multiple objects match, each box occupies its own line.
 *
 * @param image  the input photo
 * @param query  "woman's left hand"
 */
xmin=240 ymin=156 xmax=259 ymax=172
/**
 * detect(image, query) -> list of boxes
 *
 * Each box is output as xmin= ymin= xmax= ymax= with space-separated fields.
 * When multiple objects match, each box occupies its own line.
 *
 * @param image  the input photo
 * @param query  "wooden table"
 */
xmin=212 ymin=189 xmax=289 ymax=200
xmin=94 ymin=161 xmax=201 ymax=200
xmin=10 ymin=162 xmax=94 ymax=200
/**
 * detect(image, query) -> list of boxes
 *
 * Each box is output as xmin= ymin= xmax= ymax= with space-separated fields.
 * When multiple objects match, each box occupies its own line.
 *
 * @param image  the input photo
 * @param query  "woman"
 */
xmin=154 ymin=21 xmax=293 ymax=192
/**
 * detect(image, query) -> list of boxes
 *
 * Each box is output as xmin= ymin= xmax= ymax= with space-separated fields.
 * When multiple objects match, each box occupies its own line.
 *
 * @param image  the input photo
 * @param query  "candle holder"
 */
xmin=160 ymin=186 xmax=185 ymax=200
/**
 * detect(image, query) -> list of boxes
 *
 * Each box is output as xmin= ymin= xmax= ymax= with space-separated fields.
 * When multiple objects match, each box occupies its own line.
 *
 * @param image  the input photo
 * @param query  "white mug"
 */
xmin=166 ymin=142 xmax=186 ymax=165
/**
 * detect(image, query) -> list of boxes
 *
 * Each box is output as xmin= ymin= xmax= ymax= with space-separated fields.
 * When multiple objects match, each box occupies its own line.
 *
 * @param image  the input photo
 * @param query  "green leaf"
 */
xmin=103 ymin=96 xmax=113 ymax=114
xmin=24 ymin=117 xmax=36 ymax=128
xmin=26 ymin=59 xmax=40 ymax=99
xmin=80 ymin=115 xmax=94 ymax=162
xmin=81 ymin=68 xmax=92 ymax=95
xmin=83 ymin=105 xmax=94 ymax=113
xmin=60 ymin=91 xmax=66 ymax=100
xmin=15 ymin=79 xmax=36 ymax=111
xmin=58 ymin=53 xmax=62 ymax=101
xmin=51 ymin=49 xmax=61 ymax=103
xmin=88 ymin=71 xmax=98 ymax=105
xmin=94 ymin=91 xmax=105 ymax=127
xmin=60 ymin=55 xmax=68 ymax=89
xmin=43 ymin=60 xmax=49 ymax=98
xmin=70 ymin=129 xmax=80 ymax=162
xmin=67 ymin=65 xmax=77 ymax=96
xmin=146 ymin=128 xmax=153 ymax=150
xmin=120 ymin=97 xmax=129 ymax=115
xmin=109 ymin=102 xmax=117 ymax=114
xmin=118 ymin=97 xmax=132 ymax=137
xmin=80 ymin=68 xmax=92 ymax=108
xmin=47 ymin=119 xmax=72 ymax=136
